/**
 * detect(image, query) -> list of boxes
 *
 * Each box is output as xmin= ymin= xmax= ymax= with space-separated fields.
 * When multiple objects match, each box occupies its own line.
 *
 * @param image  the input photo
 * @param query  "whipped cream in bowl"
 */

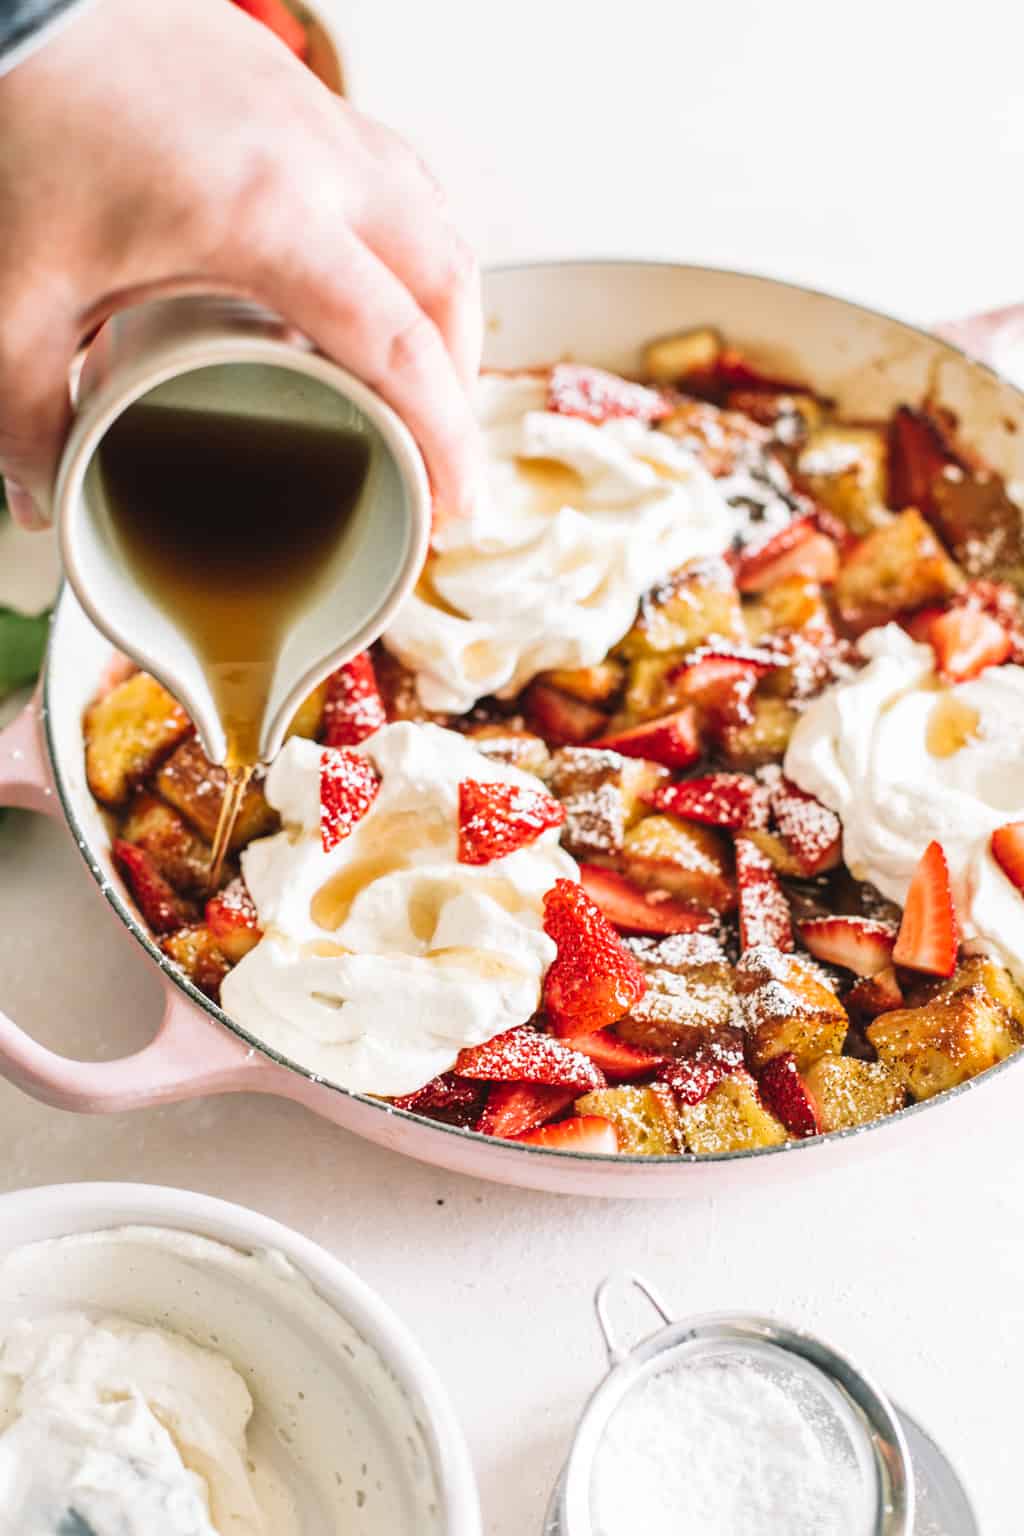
xmin=221 ymin=721 xmax=578 ymax=1097
xmin=785 ymin=623 xmax=1024 ymax=984
xmin=0 ymin=1186 xmax=469 ymax=1536
xmin=383 ymin=373 xmax=742 ymax=713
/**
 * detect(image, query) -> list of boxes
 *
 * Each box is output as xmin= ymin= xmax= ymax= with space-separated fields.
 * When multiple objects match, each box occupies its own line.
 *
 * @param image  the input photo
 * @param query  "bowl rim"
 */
xmin=44 ymin=256 xmax=1024 ymax=1168
xmin=0 ymin=1179 xmax=481 ymax=1533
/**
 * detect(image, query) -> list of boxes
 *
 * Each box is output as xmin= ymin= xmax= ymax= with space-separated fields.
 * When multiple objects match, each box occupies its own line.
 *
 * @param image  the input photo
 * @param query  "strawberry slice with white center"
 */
xmin=322 ymin=651 xmax=387 ymax=747
xmin=578 ymin=865 xmax=713 ymax=937
xmin=510 ymin=1114 xmax=619 ymax=1153
xmin=542 ymin=878 xmax=648 ymax=1036
xmin=892 ymin=840 xmax=958 ymax=976
xmin=647 ymin=772 xmax=770 ymax=830
xmin=846 ymin=965 xmax=904 ymax=1018
xmin=206 ymin=877 xmax=263 ymax=963
xmin=670 ymin=650 xmax=776 ymax=730
xmin=762 ymin=768 xmax=841 ymax=876
xmin=457 ymin=778 xmax=565 ymax=865
xmin=736 ymin=516 xmax=839 ymax=592
xmin=547 ymin=362 xmax=671 ymax=426
xmin=592 ymin=708 xmax=701 ymax=769
xmin=475 ymin=1082 xmax=579 ymax=1139
xmin=991 ymin=822 xmax=1024 ymax=892
xmin=928 ymin=606 xmax=1012 ymax=683
xmin=320 ymin=748 xmax=380 ymax=853
xmin=758 ymin=1052 xmax=821 ymax=1138
xmin=525 ymin=680 xmax=607 ymax=745
xmin=798 ymin=915 xmax=897 ymax=977
xmin=568 ymin=1030 xmax=665 ymax=1082
xmin=455 ymin=1025 xmax=605 ymax=1092
xmin=734 ymin=833 xmax=793 ymax=952
xmin=113 ymin=839 xmax=194 ymax=935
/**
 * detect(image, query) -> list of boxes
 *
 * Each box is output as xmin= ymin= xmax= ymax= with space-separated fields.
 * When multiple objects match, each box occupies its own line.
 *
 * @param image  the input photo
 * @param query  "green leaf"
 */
xmin=0 ymin=606 xmax=50 ymax=701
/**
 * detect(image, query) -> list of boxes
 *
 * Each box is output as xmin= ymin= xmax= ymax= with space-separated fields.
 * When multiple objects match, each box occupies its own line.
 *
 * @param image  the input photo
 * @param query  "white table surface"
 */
xmin=2 ymin=1 xmax=1024 ymax=1529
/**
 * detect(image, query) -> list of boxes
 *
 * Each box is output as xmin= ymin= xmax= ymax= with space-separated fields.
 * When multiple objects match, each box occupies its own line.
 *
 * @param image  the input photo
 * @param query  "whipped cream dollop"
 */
xmin=221 ymin=722 xmax=577 ymax=1095
xmin=785 ymin=624 xmax=1024 ymax=984
xmin=0 ymin=1312 xmax=288 ymax=1536
xmin=383 ymin=372 xmax=742 ymax=712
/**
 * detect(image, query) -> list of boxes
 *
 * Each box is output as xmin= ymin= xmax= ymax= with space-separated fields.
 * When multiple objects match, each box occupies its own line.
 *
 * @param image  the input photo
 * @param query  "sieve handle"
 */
xmin=594 ymin=1272 xmax=674 ymax=1366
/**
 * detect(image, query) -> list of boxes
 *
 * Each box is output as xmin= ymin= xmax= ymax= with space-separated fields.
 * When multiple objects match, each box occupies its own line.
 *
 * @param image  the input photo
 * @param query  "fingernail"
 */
xmin=2 ymin=479 xmax=45 ymax=531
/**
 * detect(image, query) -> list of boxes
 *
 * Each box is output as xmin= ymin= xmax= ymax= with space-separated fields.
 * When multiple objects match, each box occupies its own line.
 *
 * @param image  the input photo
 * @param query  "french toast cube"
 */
xmin=745 ymin=577 xmax=832 ymax=646
xmin=121 ymin=791 xmax=212 ymax=894
xmin=718 ymin=696 xmax=799 ymax=770
xmin=574 ymin=1085 xmax=682 ymax=1154
xmin=160 ymin=924 xmax=230 ymax=1001
xmin=548 ymin=747 xmax=668 ymax=858
xmin=84 ymin=672 xmax=191 ymax=807
xmin=929 ymin=469 xmax=1024 ymax=579
xmin=907 ymin=954 xmax=1024 ymax=1032
xmin=643 ymin=325 xmax=722 ymax=384
xmin=621 ymin=814 xmax=735 ymax=913
xmin=835 ymin=509 xmax=964 ymax=630
xmin=541 ymin=662 xmax=625 ymax=704
xmin=286 ymin=680 xmax=327 ymax=742
xmin=868 ymin=983 xmax=1024 ymax=1100
xmin=740 ymin=826 xmax=805 ymax=878
xmin=736 ymin=946 xmax=848 ymax=1071
xmin=797 ymin=424 xmax=889 ymax=535
xmin=618 ymin=557 xmax=742 ymax=659
xmin=725 ymin=390 xmax=823 ymax=444
xmin=803 ymin=1054 xmax=907 ymax=1132
xmin=156 ymin=739 xmax=278 ymax=850
xmin=622 ymin=656 xmax=684 ymax=725
xmin=677 ymin=1073 xmax=787 ymax=1153
xmin=464 ymin=724 xmax=552 ymax=780
xmin=617 ymin=933 xmax=741 ymax=1057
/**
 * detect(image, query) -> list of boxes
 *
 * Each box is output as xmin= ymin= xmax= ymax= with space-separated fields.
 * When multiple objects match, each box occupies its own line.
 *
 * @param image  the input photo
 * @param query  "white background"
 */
xmin=2 ymin=1 xmax=1024 ymax=1530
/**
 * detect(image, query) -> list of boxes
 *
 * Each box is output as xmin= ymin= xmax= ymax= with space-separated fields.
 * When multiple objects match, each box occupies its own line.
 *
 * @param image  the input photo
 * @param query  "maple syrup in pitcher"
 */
xmin=99 ymin=402 xmax=371 ymax=885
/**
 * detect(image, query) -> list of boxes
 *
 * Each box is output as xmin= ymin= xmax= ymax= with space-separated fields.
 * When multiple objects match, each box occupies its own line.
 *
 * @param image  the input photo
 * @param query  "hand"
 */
xmin=0 ymin=0 xmax=482 ymax=529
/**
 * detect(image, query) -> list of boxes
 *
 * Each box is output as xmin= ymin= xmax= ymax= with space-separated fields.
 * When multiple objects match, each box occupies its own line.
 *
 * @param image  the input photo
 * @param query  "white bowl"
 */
xmin=0 ymin=1183 xmax=481 ymax=1536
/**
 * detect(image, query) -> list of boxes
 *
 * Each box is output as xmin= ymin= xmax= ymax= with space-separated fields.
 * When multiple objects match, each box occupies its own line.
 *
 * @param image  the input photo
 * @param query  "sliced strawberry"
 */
xmin=391 ymin=1074 xmax=484 ymax=1115
xmin=902 ymin=604 xmax=945 ymax=644
xmin=670 ymin=651 xmax=776 ymax=730
xmin=475 ymin=1082 xmax=579 ymax=1139
xmin=547 ymin=363 xmax=670 ymax=426
xmin=322 ymin=652 xmax=387 ymax=748
xmin=525 ymin=681 xmax=607 ymax=746
xmin=658 ymin=1048 xmax=737 ymax=1106
xmin=455 ymin=1025 xmax=605 ymax=1091
xmin=799 ymin=915 xmax=896 ymax=977
xmin=846 ymin=965 xmax=904 ymax=1018
xmin=648 ymin=772 xmax=770 ymax=830
xmin=733 ymin=833 xmax=793 ymax=952
xmin=230 ymin=0 xmax=308 ymax=57
xmin=758 ymin=1053 xmax=821 ymax=1139
xmin=592 ymin=708 xmax=701 ymax=769
xmin=928 ymin=606 xmax=1012 ymax=683
xmin=892 ymin=840 xmax=958 ymax=976
xmin=320 ymin=748 xmax=380 ymax=852
xmin=888 ymin=405 xmax=958 ymax=513
xmin=458 ymin=779 xmax=564 ymax=865
xmin=992 ymin=822 xmax=1024 ymax=892
xmin=113 ymin=839 xmax=195 ymax=935
xmin=737 ymin=517 xmax=839 ymax=593
xmin=764 ymin=770 xmax=842 ymax=876
xmin=568 ymin=1031 xmax=665 ymax=1081
xmin=542 ymin=878 xmax=647 ymax=1036
xmin=510 ymin=1115 xmax=619 ymax=1153
xmin=578 ymin=865 xmax=712 ymax=937
xmin=205 ymin=878 xmax=263 ymax=963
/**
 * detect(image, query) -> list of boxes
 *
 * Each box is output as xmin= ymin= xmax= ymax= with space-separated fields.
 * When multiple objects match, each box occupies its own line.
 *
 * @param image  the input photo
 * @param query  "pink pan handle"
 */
xmin=935 ymin=301 xmax=1024 ymax=375
xmin=0 ymin=698 xmax=275 ymax=1111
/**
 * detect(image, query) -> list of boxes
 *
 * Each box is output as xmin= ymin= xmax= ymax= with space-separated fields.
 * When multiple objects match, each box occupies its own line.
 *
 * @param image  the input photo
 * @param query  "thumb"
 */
xmin=0 ymin=326 xmax=75 ymax=529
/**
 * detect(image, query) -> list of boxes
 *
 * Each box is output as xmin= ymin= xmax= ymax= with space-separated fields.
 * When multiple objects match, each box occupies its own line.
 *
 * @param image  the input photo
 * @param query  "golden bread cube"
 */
xmin=548 ymin=747 xmax=668 ymax=858
xmin=835 ymin=509 xmax=964 ymax=630
xmin=575 ymin=1086 xmax=682 ymax=1155
xmin=541 ymin=662 xmax=624 ymax=704
xmin=618 ymin=557 xmax=742 ymax=659
xmin=160 ymin=924 xmax=230 ymax=1001
xmin=735 ymin=946 xmax=848 ymax=1071
xmin=868 ymin=983 xmax=1023 ymax=1101
xmin=803 ymin=1054 xmax=907 ymax=1132
xmin=84 ymin=672 xmax=191 ymax=807
xmin=678 ymin=1073 xmax=787 ymax=1154
xmin=797 ymin=424 xmax=889 ymax=535
xmin=622 ymin=814 xmax=735 ymax=913
xmin=121 ymin=791 xmax=211 ymax=895
xmin=618 ymin=933 xmax=740 ymax=1057
xmin=465 ymin=724 xmax=551 ymax=780
xmin=643 ymin=325 xmax=721 ymax=384
xmin=718 ymin=696 xmax=799 ymax=770
xmin=156 ymin=739 xmax=278 ymax=850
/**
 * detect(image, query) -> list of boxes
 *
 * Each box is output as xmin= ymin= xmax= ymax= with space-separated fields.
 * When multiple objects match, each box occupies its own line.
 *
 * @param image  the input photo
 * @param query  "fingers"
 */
xmin=239 ymin=227 xmax=482 ymax=523
xmin=0 ymin=319 xmax=75 ymax=530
